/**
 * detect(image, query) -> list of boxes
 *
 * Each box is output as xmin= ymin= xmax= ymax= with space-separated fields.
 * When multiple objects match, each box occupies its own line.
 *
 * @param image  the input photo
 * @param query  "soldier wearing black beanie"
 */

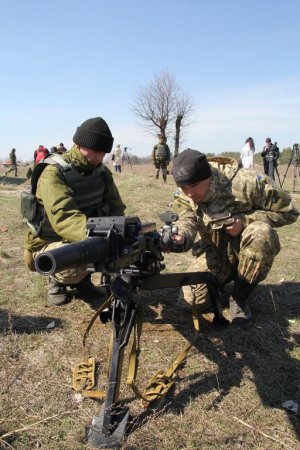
xmin=171 ymin=145 xmax=299 ymax=330
xmin=172 ymin=148 xmax=212 ymax=186
xmin=24 ymin=116 xmax=125 ymax=308
xmin=73 ymin=117 xmax=114 ymax=153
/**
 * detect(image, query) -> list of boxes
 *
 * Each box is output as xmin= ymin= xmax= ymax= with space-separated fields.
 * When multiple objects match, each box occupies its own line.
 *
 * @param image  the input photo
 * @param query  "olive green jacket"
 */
xmin=173 ymin=157 xmax=299 ymax=250
xmin=24 ymin=145 xmax=126 ymax=252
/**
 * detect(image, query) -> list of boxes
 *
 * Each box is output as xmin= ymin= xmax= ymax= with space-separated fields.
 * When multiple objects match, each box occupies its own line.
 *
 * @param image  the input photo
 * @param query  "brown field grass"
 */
xmin=0 ymin=162 xmax=299 ymax=450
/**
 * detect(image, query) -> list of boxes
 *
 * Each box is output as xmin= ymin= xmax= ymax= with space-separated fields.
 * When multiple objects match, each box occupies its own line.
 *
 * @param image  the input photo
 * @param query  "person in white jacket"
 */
xmin=240 ymin=137 xmax=255 ymax=169
xmin=112 ymin=144 xmax=123 ymax=173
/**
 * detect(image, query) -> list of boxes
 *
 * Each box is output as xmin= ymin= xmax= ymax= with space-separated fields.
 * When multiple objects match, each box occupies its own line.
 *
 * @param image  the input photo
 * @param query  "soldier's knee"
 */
xmin=241 ymin=221 xmax=280 ymax=258
xmin=239 ymin=222 xmax=281 ymax=284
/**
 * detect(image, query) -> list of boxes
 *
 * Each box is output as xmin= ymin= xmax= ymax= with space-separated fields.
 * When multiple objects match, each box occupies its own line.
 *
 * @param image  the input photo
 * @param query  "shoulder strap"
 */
xmin=31 ymin=154 xmax=73 ymax=194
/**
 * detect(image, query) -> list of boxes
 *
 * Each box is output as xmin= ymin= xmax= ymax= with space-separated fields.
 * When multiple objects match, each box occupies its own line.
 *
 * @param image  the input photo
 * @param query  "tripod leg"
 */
xmin=281 ymin=152 xmax=294 ymax=187
xmin=289 ymin=148 xmax=300 ymax=192
xmin=88 ymin=279 xmax=137 ymax=448
xmin=296 ymin=149 xmax=300 ymax=191
xmin=292 ymin=156 xmax=300 ymax=192
xmin=275 ymin=166 xmax=282 ymax=188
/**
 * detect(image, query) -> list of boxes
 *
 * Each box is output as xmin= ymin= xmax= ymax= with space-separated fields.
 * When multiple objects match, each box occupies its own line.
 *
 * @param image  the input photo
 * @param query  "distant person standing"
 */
xmin=261 ymin=137 xmax=280 ymax=180
xmin=112 ymin=144 xmax=123 ymax=173
xmin=5 ymin=148 xmax=18 ymax=176
xmin=152 ymin=135 xmax=171 ymax=182
xmin=34 ymin=145 xmax=49 ymax=163
xmin=240 ymin=137 xmax=255 ymax=169
xmin=57 ymin=143 xmax=67 ymax=154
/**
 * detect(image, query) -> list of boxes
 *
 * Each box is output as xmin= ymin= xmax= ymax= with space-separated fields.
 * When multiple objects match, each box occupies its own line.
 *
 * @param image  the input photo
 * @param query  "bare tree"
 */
xmin=132 ymin=70 xmax=193 ymax=155
xmin=174 ymin=91 xmax=194 ymax=158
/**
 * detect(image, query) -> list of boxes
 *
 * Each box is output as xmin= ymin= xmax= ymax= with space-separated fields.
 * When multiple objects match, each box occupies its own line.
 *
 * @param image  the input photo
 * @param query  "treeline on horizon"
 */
xmin=0 ymin=146 xmax=296 ymax=166
xmin=122 ymin=146 xmax=296 ymax=165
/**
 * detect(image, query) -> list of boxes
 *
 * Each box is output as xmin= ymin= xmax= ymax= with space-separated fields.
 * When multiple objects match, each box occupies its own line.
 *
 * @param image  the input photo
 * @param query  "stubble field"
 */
xmin=0 ymin=161 xmax=299 ymax=450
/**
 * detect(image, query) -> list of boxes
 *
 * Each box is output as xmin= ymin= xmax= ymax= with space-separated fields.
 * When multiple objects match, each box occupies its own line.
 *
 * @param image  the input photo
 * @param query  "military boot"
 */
xmin=230 ymin=276 xmax=255 ymax=327
xmin=48 ymin=277 xmax=68 ymax=306
xmin=74 ymin=275 xmax=106 ymax=309
xmin=163 ymin=174 xmax=167 ymax=182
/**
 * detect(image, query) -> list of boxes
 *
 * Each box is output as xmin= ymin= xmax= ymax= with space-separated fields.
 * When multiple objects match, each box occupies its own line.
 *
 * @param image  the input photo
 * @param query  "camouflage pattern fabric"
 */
xmin=154 ymin=160 xmax=169 ymax=178
xmin=154 ymin=160 xmax=169 ymax=170
xmin=152 ymin=143 xmax=170 ymax=179
xmin=179 ymin=221 xmax=280 ymax=309
xmin=173 ymin=157 xmax=299 ymax=309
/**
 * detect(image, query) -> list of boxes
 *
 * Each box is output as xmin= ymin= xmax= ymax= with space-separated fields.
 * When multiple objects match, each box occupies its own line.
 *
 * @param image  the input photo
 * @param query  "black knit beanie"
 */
xmin=73 ymin=117 xmax=114 ymax=153
xmin=172 ymin=148 xmax=212 ymax=186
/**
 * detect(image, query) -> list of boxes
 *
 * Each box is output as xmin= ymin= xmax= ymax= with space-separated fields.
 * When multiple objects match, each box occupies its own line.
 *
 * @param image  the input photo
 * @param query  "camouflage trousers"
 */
xmin=24 ymin=241 xmax=90 ymax=285
xmin=179 ymin=221 xmax=281 ymax=310
xmin=154 ymin=160 xmax=168 ymax=178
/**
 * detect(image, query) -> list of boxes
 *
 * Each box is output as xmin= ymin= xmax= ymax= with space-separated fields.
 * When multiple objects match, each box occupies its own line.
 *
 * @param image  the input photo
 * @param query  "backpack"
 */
xmin=21 ymin=154 xmax=73 ymax=235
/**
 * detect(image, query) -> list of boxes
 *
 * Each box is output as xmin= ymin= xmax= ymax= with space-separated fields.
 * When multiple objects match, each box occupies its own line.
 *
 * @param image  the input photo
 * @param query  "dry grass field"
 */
xmin=0 ymin=161 xmax=299 ymax=450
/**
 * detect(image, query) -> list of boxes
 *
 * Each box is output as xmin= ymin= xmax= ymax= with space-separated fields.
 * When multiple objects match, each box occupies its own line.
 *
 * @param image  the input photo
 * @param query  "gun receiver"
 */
xmin=35 ymin=215 xmax=227 ymax=448
xmin=35 ymin=216 xmax=163 ymax=277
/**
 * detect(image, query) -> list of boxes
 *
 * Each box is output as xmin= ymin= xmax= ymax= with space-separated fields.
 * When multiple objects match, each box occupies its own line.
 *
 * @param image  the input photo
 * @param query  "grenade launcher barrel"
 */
xmin=35 ymin=236 xmax=110 ymax=276
xmin=34 ymin=214 xmax=181 ymax=277
xmin=34 ymin=215 xmax=163 ymax=277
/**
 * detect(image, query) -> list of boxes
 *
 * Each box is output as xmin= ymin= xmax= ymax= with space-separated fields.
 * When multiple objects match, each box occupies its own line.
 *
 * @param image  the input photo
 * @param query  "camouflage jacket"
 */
xmin=24 ymin=145 xmax=126 ymax=252
xmin=172 ymin=157 xmax=299 ymax=250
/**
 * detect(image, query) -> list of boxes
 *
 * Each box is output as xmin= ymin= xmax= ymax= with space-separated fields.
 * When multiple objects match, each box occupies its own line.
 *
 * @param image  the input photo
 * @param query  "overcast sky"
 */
xmin=1 ymin=0 xmax=299 ymax=162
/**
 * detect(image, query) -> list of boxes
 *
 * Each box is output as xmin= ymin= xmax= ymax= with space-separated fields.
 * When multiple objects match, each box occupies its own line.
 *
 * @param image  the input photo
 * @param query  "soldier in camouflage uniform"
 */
xmin=5 ymin=148 xmax=18 ymax=176
xmin=24 ymin=117 xmax=126 ymax=306
xmin=171 ymin=148 xmax=299 ymax=326
xmin=152 ymin=135 xmax=171 ymax=182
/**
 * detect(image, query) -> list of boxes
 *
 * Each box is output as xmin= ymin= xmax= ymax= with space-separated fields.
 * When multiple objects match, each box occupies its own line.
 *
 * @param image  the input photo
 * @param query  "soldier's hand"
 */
xmin=165 ymin=234 xmax=185 ymax=253
xmin=171 ymin=234 xmax=185 ymax=245
xmin=225 ymin=215 xmax=243 ymax=237
xmin=161 ymin=234 xmax=185 ymax=253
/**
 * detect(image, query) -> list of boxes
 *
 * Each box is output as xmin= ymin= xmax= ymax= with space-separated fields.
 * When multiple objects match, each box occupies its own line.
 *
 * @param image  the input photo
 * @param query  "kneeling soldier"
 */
xmin=24 ymin=117 xmax=126 ymax=307
xmin=171 ymin=149 xmax=299 ymax=326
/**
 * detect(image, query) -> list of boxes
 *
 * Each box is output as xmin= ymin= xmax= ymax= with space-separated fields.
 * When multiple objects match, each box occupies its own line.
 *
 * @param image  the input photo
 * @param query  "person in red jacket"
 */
xmin=34 ymin=145 xmax=49 ymax=163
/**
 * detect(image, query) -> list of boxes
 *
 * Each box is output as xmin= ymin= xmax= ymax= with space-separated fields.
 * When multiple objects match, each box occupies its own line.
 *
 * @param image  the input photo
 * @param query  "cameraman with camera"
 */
xmin=261 ymin=137 xmax=280 ymax=180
